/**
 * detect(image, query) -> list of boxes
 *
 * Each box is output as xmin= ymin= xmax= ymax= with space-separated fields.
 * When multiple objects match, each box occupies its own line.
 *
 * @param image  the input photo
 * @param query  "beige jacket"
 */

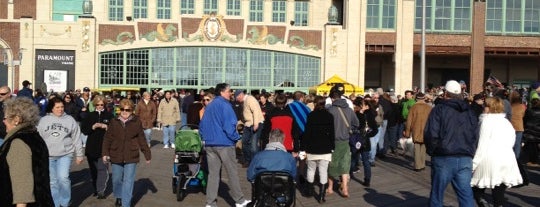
xmin=242 ymin=95 xmax=265 ymax=127
xmin=404 ymin=101 xmax=432 ymax=144
xmin=157 ymin=98 xmax=180 ymax=126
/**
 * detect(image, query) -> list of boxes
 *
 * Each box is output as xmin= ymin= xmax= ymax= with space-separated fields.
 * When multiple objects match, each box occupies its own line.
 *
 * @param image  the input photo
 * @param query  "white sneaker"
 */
xmin=171 ymin=144 xmax=176 ymax=149
xmin=163 ymin=145 xmax=170 ymax=149
xmin=235 ymin=200 xmax=250 ymax=207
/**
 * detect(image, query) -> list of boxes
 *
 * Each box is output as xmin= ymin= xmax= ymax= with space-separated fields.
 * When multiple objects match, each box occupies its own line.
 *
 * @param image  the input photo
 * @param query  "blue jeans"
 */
xmin=514 ymin=131 xmax=523 ymax=158
xmin=377 ymin=120 xmax=388 ymax=154
xmin=181 ymin=112 xmax=187 ymax=128
xmin=369 ymin=126 xmax=382 ymax=163
xmin=162 ymin=125 xmax=176 ymax=146
xmin=242 ymin=125 xmax=262 ymax=163
xmin=49 ymin=154 xmax=73 ymax=207
xmin=429 ymin=156 xmax=474 ymax=207
xmin=360 ymin=151 xmax=371 ymax=181
xmin=143 ymin=129 xmax=152 ymax=145
xmin=112 ymin=163 xmax=137 ymax=207
xmin=384 ymin=125 xmax=399 ymax=152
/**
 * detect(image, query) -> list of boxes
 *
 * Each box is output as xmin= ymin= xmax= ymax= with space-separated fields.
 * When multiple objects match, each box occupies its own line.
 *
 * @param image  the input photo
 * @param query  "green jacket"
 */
xmin=402 ymin=99 xmax=416 ymax=120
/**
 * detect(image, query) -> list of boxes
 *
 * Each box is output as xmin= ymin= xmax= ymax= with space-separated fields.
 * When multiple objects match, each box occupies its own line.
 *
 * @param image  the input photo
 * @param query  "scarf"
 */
xmin=264 ymin=142 xmax=286 ymax=152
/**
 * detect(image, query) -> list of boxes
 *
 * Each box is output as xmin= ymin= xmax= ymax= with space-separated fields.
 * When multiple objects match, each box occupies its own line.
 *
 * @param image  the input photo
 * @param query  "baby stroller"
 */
xmin=172 ymin=125 xmax=206 ymax=201
xmin=248 ymin=171 xmax=296 ymax=207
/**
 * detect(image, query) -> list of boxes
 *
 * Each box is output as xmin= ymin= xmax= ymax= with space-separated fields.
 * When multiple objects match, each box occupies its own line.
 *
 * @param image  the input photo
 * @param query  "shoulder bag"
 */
xmin=337 ymin=108 xmax=370 ymax=152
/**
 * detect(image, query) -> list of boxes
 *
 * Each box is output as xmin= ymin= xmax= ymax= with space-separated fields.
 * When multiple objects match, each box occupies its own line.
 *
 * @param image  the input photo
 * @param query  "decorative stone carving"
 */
xmin=289 ymin=36 xmax=319 ymax=51
xmin=24 ymin=23 xmax=29 ymax=38
xmin=329 ymin=28 xmax=338 ymax=56
xmin=140 ymin=23 xmax=177 ymax=42
xmin=40 ymin=25 xmax=72 ymax=37
xmin=100 ymin=32 xmax=135 ymax=45
xmin=82 ymin=21 xmax=91 ymax=52
xmin=183 ymin=13 xmax=240 ymax=43
xmin=247 ymin=26 xmax=283 ymax=45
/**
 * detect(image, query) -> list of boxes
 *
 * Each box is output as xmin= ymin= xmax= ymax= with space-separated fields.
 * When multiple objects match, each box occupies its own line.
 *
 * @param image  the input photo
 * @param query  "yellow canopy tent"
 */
xmin=309 ymin=75 xmax=364 ymax=96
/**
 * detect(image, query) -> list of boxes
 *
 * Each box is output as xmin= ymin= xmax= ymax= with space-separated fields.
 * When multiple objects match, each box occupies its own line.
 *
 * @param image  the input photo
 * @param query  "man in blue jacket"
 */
xmin=247 ymin=129 xmax=297 ymax=182
xmin=199 ymin=83 xmax=250 ymax=207
xmin=424 ymin=80 xmax=479 ymax=207
xmin=16 ymin=80 xmax=33 ymax=100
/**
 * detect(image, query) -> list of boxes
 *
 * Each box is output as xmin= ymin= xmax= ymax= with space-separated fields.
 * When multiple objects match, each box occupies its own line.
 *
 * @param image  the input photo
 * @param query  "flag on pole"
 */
xmin=486 ymin=75 xmax=504 ymax=89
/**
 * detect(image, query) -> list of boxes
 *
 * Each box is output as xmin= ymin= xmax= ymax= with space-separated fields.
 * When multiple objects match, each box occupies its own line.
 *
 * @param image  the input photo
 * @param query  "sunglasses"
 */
xmin=120 ymin=108 xmax=132 ymax=112
xmin=0 ymin=92 xmax=8 ymax=96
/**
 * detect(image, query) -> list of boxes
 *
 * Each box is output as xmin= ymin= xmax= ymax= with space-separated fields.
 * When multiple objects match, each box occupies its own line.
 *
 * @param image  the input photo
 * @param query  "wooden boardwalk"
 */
xmin=71 ymin=130 xmax=540 ymax=207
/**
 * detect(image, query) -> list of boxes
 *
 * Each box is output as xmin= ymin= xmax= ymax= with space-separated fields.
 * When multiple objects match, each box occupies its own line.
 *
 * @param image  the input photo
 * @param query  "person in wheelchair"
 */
xmin=247 ymin=129 xmax=297 ymax=182
xmin=247 ymin=129 xmax=297 ymax=207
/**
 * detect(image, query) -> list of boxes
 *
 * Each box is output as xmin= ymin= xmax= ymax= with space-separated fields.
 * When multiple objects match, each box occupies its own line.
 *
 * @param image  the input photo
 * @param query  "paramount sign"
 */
xmin=37 ymin=54 xmax=75 ymax=65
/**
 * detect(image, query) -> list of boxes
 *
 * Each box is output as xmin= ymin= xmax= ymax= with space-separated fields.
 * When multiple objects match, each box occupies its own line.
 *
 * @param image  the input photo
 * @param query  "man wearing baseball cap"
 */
xmin=424 ymin=80 xmax=479 ymax=207
xmin=16 ymin=80 xmax=33 ymax=100
xmin=235 ymin=89 xmax=265 ymax=167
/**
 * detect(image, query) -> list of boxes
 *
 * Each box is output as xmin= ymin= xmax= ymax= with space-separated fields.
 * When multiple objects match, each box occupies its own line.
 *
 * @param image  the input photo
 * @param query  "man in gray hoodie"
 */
xmin=326 ymin=90 xmax=359 ymax=197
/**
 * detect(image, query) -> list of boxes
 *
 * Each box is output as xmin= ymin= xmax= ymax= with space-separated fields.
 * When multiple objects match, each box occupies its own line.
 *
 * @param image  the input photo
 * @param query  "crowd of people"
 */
xmin=0 ymin=77 xmax=538 ymax=206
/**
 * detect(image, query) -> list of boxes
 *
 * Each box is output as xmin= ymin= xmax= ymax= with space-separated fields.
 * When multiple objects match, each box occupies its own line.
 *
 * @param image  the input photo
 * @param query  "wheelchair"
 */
xmin=247 ymin=171 xmax=296 ymax=207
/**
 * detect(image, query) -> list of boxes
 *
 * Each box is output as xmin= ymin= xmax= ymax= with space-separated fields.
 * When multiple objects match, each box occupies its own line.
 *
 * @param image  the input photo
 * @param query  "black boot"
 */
xmin=473 ymin=187 xmax=491 ymax=207
xmin=318 ymin=183 xmax=327 ymax=203
xmin=362 ymin=178 xmax=370 ymax=187
xmin=115 ymin=198 xmax=122 ymax=207
xmin=303 ymin=182 xmax=314 ymax=197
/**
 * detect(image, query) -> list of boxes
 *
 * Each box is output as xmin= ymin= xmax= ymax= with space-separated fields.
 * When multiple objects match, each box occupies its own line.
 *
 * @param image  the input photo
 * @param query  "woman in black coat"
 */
xmin=523 ymin=98 xmax=540 ymax=166
xmin=81 ymin=95 xmax=113 ymax=198
xmin=352 ymin=98 xmax=378 ymax=187
xmin=63 ymin=93 xmax=81 ymax=121
xmin=300 ymin=96 xmax=335 ymax=203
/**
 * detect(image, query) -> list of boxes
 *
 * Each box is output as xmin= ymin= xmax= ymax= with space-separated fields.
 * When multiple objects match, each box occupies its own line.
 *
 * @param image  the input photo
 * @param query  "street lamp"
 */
xmin=1 ymin=48 xmax=25 ymax=90
xmin=2 ymin=48 xmax=13 ymax=89
xmin=1 ymin=48 xmax=7 ymax=65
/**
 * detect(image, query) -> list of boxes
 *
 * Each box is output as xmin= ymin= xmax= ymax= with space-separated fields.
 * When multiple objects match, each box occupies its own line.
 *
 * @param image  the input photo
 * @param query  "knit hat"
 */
xmin=445 ymin=80 xmax=461 ymax=94
xmin=234 ymin=89 xmax=245 ymax=99
xmin=416 ymin=92 xmax=425 ymax=100
xmin=532 ymin=81 xmax=540 ymax=90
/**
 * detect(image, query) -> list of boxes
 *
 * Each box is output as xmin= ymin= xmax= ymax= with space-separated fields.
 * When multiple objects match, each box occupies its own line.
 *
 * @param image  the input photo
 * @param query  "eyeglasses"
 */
xmin=95 ymin=104 xmax=104 ymax=106
xmin=0 ymin=92 xmax=8 ymax=96
xmin=203 ymin=98 xmax=211 ymax=102
xmin=120 ymin=108 xmax=132 ymax=112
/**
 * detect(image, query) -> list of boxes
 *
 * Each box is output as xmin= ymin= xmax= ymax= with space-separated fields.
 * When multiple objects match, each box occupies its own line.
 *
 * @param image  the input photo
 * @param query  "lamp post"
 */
xmin=420 ymin=0 xmax=426 ymax=93
xmin=2 ymin=48 xmax=24 ymax=90
xmin=2 ymin=48 xmax=14 ymax=89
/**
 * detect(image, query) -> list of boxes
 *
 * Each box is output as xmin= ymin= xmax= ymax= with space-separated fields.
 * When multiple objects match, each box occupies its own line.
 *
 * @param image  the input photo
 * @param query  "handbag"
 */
xmin=337 ymin=108 xmax=370 ymax=151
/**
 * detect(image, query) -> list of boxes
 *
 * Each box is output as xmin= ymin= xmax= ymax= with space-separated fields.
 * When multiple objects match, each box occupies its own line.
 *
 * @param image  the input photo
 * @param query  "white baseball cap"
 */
xmin=445 ymin=80 xmax=461 ymax=94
